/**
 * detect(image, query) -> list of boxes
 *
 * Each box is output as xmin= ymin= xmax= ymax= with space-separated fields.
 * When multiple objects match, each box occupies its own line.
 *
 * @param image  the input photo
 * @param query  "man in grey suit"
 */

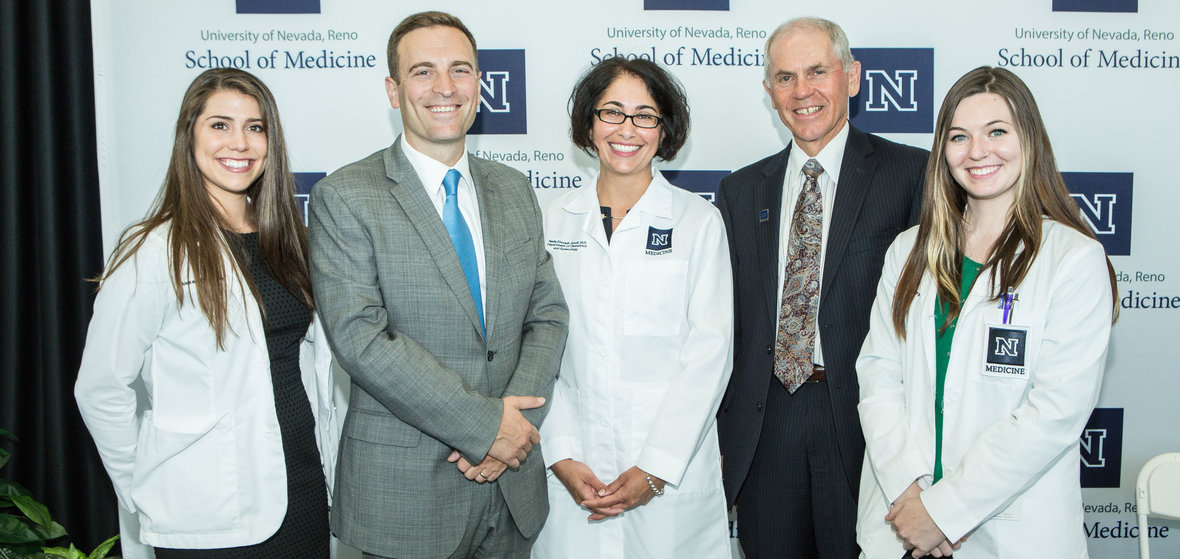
xmin=308 ymin=11 xmax=568 ymax=559
xmin=716 ymin=17 xmax=927 ymax=558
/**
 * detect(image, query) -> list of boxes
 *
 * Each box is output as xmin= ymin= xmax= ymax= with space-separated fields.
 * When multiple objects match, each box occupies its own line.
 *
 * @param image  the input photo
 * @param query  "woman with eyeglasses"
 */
xmin=531 ymin=57 xmax=733 ymax=558
xmin=855 ymin=66 xmax=1118 ymax=558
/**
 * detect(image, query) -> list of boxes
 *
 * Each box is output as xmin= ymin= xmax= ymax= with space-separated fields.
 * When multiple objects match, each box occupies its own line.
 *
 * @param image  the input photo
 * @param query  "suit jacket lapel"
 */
xmin=471 ymin=157 xmax=501 ymax=341
xmin=384 ymin=143 xmax=485 ymax=338
xmin=759 ymin=147 xmax=789 ymax=326
xmin=821 ymin=125 xmax=875 ymax=306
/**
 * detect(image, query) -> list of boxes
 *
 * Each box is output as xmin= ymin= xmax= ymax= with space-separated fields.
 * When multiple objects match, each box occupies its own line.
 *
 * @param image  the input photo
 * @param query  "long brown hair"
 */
xmin=891 ymin=66 xmax=1117 ymax=337
xmin=98 ymin=68 xmax=313 ymax=347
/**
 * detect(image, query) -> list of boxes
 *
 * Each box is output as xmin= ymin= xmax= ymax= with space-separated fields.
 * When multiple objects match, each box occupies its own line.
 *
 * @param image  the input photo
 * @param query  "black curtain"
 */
xmin=0 ymin=0 xmax=119 ymax=551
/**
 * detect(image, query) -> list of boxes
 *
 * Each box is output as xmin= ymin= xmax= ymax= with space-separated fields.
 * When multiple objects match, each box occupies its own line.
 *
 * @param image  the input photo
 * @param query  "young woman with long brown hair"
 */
xmin=75 ymin=68 xmax=335 ymax=558
xmin=855 ymin=66 xmax=1118 ymax=558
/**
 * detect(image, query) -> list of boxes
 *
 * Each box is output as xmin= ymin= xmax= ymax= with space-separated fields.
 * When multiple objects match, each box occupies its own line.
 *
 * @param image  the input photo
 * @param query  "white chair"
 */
xmin=1136 ymin=452 xmax=1180 ymax=558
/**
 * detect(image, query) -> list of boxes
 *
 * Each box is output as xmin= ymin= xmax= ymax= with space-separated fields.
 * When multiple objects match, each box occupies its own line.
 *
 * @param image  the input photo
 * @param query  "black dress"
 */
xmin=155 ymin=233 xmax=329 ymax=558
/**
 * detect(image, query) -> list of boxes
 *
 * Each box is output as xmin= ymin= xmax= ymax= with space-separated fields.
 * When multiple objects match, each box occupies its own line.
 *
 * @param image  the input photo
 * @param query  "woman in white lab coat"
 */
xmin=75 ymin=68 xmax=335 ymax=558
xmin=855 ymin=66 xmax=1119 ymax=559
xmin=532 ymin=57 xmax=734 ymax=558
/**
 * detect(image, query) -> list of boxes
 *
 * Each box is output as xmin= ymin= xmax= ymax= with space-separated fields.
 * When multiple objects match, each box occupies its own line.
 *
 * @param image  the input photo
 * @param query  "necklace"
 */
xmin=600 ymin=207 xmax=629 ymax=220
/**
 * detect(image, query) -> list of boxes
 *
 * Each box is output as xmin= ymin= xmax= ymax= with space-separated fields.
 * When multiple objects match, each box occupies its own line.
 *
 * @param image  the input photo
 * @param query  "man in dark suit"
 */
xmin=308 ymin=11 xmax=568 ymax=558
xmin=716 ymin=17 xmax=927 ymax=558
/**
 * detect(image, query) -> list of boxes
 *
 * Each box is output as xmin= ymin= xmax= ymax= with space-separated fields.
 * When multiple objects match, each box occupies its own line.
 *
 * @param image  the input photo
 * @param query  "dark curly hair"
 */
xmin=568 ymin=57 xmax=690 ymax=161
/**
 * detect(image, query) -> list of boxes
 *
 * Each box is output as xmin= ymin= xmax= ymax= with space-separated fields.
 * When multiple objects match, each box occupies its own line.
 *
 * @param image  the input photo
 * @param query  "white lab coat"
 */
xmin=532 ymin=173 xmax=734 ymax=558
xmin=856 ymin=220 xmax=1113 ymax=558
xmin=75 ymin=224 xmax=337 ymax=555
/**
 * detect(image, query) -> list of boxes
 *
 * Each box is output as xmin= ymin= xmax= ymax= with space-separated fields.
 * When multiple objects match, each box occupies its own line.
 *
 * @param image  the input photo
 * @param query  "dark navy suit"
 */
xmin=716 ymin=124 xmax=927 ymax=558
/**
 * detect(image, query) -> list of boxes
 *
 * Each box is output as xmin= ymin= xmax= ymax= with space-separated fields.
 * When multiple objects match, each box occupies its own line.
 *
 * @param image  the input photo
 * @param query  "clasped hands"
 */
xmin=887 ymin=481 xmax=964 ymax=558
xmin=551 ymin=460 xmax=665 ymax=521
xmin=447 ymin=395 xmax=544 ymax=484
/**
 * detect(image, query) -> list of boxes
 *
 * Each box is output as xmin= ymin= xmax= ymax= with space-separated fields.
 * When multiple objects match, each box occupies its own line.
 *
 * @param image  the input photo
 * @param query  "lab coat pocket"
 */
xmin=132 ymin=410 xmax=235 ymax=533
xmin=975 ymin=313 xmax=1044 ymax=390
xmin=150 ymin=354 xmax=217 ymax=434
xmin=624 ymin=261 xmax=688 ymax=337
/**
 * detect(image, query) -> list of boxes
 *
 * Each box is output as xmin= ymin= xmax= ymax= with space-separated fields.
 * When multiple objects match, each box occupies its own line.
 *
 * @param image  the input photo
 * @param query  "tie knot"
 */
xmin=802 ymin=159 xmax=823 ymax=180
xmin=443 ymin=169 xmax=461 ymax=197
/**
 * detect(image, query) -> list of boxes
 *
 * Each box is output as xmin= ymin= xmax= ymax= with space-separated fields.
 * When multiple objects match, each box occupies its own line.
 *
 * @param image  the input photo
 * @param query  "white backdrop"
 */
xmin=92 ymin=1 xmax=1180 ymax=556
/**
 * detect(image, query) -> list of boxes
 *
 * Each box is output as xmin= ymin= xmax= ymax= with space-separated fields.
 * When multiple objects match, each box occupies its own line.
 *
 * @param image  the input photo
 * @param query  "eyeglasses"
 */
xmin=593 ymin=108 xmax=662 ymax=129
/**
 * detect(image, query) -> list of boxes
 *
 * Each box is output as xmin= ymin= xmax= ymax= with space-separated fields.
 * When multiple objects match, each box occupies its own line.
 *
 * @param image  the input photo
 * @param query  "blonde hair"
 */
xmin=891 ymin=66 xmax=1117 ymax=337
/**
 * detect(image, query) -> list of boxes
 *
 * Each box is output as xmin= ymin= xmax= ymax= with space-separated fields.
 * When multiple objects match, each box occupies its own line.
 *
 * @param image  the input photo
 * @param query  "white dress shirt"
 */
xmin=776 ymin=122 xmax=851 ymax=367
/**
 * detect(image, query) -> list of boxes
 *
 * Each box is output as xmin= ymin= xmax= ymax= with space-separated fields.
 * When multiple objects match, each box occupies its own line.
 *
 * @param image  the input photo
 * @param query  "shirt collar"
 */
xmin=630 ymin=169 xmax=674 ymax=220
xmin=563 ymin=167 xmax=672 ymax=220
xmin=399 ymin=136 xmax=474 ymax=195
xmin=787 ymin=121 xmax=850 ymax=184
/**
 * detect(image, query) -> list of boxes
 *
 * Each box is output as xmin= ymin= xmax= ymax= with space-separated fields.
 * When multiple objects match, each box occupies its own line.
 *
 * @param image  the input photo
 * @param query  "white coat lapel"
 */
xmin=565 ymin=182 xmax=609 ymax=252
xmin=917 ymin=274 xmax=939 ymax=385
xmin=612 ymin=172 xmax=674 ymax=238
xmin=960 ymin=266 xmax=997 ymax=322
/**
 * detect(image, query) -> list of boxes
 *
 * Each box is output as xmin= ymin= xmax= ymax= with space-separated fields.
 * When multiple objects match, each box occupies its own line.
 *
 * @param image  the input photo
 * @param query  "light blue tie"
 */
xmin=442 ymin=169 xmax=484 ymax=335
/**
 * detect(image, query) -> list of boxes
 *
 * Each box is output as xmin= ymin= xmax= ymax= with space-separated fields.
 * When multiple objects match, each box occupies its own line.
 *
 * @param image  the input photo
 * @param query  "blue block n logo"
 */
xmin=1063 ymin=172 xmax=1133 ymax=256
xmin=1053 ymin=0 xmax=1136 ymax=13
xmin=294 ymin=172 xmax=326 ymax=226
xmin=236 ymin=0 xmax=320 ymax=14
xmin=644 ymin=0 xmax=729 ymax=10
xmin=1080 ymin=408 xmax=1123 ymax=488
xmin=470 ymin=50 xmax=527 ymax=135
xmin=849 ymin=48 xmax=934 ymax=133
xmin=659 ymin=170 xmax=731 ymax=204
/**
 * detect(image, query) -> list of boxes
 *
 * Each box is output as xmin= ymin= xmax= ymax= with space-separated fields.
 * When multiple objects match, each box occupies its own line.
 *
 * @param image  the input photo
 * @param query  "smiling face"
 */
xmin=386 ymin=25 xmax=480 ymax=166
xmin=944 ymin=92 xmax=1024 ymax=212
xmin=192 ymin=89 xmax=267 ymax=208
xmin=763 ymin=26 xmax=860 ymax=157
xmin=592 ymin=73 xmax=663 ymax=180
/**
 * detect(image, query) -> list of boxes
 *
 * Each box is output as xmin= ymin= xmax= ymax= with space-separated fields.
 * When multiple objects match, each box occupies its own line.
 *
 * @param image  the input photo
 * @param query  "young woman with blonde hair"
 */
xmin=856 ymin=66 xmax=1117 ymax=559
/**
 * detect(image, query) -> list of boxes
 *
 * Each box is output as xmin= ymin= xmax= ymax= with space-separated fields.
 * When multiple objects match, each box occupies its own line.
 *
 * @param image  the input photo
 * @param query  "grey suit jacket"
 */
xmin=309 ymin=138 xmax=568 ymax=557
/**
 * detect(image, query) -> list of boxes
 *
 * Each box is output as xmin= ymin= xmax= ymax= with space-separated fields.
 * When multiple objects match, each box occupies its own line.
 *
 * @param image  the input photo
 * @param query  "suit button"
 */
xmin=755 ymin=402 xmax=763 ymax=412
xmin=766 ymin=344 xmax=772 ymax=354
xmin=487 ymin=351 xmax=495 ymax=362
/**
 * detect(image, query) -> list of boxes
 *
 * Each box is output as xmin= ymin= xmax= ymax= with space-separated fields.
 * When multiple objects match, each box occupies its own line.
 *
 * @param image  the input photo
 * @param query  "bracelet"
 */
xmin=645 ymin=473 xmax=664 ymax=497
